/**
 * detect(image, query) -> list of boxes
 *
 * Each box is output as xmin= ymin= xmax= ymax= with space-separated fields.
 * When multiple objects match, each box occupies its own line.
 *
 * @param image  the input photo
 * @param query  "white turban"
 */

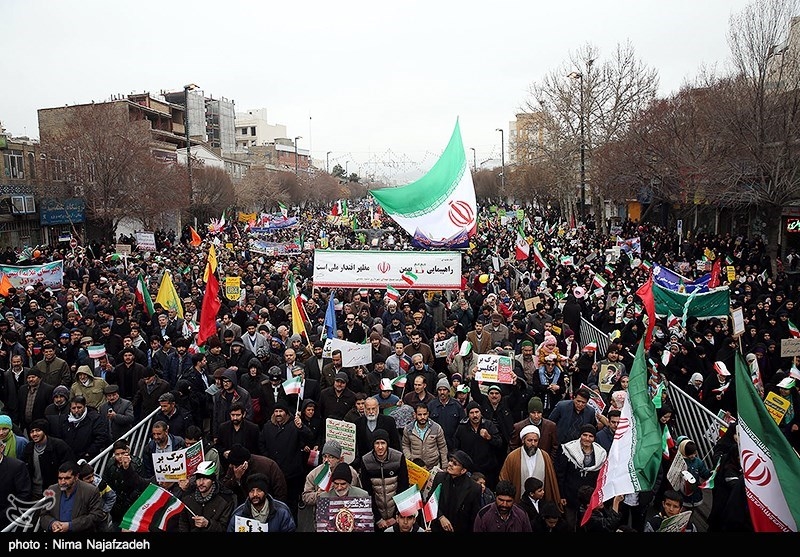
xmin=519 ymin=424 xmax=540 ymax=441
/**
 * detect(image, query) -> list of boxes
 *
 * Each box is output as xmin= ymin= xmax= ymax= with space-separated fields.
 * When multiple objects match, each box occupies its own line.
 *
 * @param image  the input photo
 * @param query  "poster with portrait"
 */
xmin=315 ymin=496 xmax=374 ymax=532
xmin=598 ymin=363 xmax=619 ymax=393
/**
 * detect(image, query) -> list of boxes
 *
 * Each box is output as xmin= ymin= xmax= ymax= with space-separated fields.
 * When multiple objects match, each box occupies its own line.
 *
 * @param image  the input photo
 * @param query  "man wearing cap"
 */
xmin=317 ymin=463 xmax=370 ymax=524
xmin=212 ymin=368 xmax=254 ymax=441
xmin=227 ymin=472 xmax=296 ymax=532
xmin=428 ymin=376 xmax=465 ymax=449
xmin=258 ymin=400 xmax=315 ymax=518
xmin=221 ymin=443 xmax=288 ymax=506
xmin=179 ymin=460 xmax=235 ymax=532
xmin=499 ymin=423 xmax=561 ymax=509
xmin=509 ymin=396 xmax=559 ymax=458
xmin=554 ymin=423 xmax=607 ymax=531
xmin=428 ymin=449 xmax=482 ymax=532
xmin=360 ymin=427 xmax=409 ymax=531
xmin=21 ymin=418 xmax=73 ymax=500
xmin=130 ymin=365 xmax=171 ymax=420
xmin=453 ymin=401 xmax=503 ymax=490
xmin=303 ymin=340 xmax=329 ymax=383
xmin=34 ymin=341 xmax=71 ymax=388
xmin=318 ymin=369 xmax=357 ymax=422
xmin=98 ymin=383 xmax=135 ymax=442
xmin=299 ymin=440 xmax=362 ymax=531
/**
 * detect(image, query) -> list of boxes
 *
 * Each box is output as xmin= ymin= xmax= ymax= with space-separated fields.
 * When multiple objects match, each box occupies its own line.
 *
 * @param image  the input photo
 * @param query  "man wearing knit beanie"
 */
xmin=509 ymin=396 xmax=560 ymax=457
xmin=319 ymin=462 xmax=369 ymax=500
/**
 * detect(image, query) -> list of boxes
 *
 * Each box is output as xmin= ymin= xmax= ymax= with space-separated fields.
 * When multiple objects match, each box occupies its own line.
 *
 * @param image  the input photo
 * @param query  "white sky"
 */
xmin=1 ymin=0 xmax=754 ymax=182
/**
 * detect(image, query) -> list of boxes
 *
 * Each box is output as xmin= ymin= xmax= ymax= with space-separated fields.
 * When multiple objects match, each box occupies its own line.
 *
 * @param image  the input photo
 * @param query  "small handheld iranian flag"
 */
xmin=788 ymin=319 xmax=800 ymax=338
xmin=393 ymin=484 xmax=423 ymax=517
xmin=314 ymin=462 xmax=332 ymax=491
xmin=392 ymin=374 xmax=408 ymax=389
xmin=533 ymin=243 xmax=549 ymax=270
xmin=422 ymin=484 xmax=441 ymax=522
xmin=592 ymin=274 xmax=608 ymax=289
xmin=282 ymin=376 xmax=302 ymax=396
xmin=136 ymin=273 xmax=155 ymax=317
xmin=385 ymin=285 xmax=400 ymax=302
xmin=662 ymin=425 xmax=675 ymax=459
xmin=401 ymin=271 xmax=418 ymax=286
xmin=87 ymin=345 xmax=106 ymax=359
xmin=698 ymin=459 xmax=720 ymax=489
xmin=120 ymin=483 xmax=186 ymax=532
xmin=278 ymin=201 xmax=288 ymax=218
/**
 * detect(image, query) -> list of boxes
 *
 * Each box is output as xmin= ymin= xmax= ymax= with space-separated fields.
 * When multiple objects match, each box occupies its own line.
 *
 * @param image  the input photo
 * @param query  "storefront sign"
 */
xmin=787 ymin=218 xmax=800 ymax=233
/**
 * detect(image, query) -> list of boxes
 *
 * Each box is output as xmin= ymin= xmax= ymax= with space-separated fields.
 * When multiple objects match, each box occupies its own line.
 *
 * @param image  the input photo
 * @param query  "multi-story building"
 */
xmin=234 ymin=108 xmax=287 ymax=151
xmin=511 ymin=112 xmax=550 ymax=165
xmin=163 ymin=89 xmax=236 ymax=155
xmin=0 ymin=133 xmax=45 ymax=248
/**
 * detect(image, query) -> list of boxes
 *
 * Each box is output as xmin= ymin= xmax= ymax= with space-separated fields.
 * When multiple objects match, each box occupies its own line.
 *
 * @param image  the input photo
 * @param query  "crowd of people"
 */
xmin=0 ymin=197 xmax=798 ymax=534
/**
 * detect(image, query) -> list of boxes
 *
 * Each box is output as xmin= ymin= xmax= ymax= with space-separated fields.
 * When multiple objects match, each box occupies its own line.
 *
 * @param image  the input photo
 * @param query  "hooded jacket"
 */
xmin=211 ymin=368 xmax=253 ymax=438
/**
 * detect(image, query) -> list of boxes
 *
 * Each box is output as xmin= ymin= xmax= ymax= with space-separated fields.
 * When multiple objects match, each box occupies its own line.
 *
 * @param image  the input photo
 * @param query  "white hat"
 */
xmin=459 ymin=341 xmax=472 ymax=356
xmin=713 ymin=361 xmax=731 ymax=376
xmin=690 ymin=372 xmax=704 ymax=384
xmin=519 ymin=424 xmax=540 ymax=441
xmin=379 ymin=378 xmax=394 ymax=391
xmin=777 ymin=377 xmax=796 ymax=389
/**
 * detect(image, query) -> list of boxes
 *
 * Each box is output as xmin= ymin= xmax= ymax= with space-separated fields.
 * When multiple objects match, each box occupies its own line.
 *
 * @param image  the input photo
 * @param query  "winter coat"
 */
xmin=554 ymin=439 xmax=607 ymax=509
xmin=59 ymin=408 xmax=110 ymax=461
xmin=227 ymin=493 xmax=296 ymax=532
xmin=360 ymin=447 xmax=409 ymax=522
xmin=402 ymin=419 xmax=448 ymax=470
xmin=178 ymin=482 xmax=236 ymax=532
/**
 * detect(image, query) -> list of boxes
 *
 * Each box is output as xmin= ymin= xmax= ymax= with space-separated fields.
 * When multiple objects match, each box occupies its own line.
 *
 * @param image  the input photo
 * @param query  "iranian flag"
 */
xmin=422 ymin=484 xmax=441 ymax=522
xmin=640 ymin=260 xmax=652 ymax=272
xmin=120 ymin=483 xmax=186 ymax=532
xmin=87 ymin=345 xmax=106 ymax=359
xmin=559 ymin=255 xmax=574 ymax=267
xmin=604 ymin=263 xmax=615 ymax=276
xmin=392 ymin=373 xmax=408 ymax=389
xmin=666 ymin=313 xmax=680 ymax=328
xmin=580 ymin=340 xmax=662 ymax=527
xmin=370 ymin=119 xmax=477 ymax=249
xmin=279 ymin=201 xmax=288 ymax=218
xmin=385 ymin=285 xmax=400 ymax=302
xmin=401 ymin=271 xmax=418 ymax=287
xmin=136 ymin=273 xmax=155 ymax=317
xmin=788 ymin=319 xmax=800 ymax=338
xmin=532 ymin=243 xmax=549 ymax=270
xmin=734 ymin=352 xmax=800 ymax=531
xmin=698 ymin=459 xmax=720 ymax=490
xmin=393 ymin=485 xmax=423 ymax=517
xmin=592 ymin=274 xmax=608 ymax=290
xmin=282 ymin=376 xmax=303 ymax=396
xmin=313 ymin=462 xmax=332 ymax=491
xmin=662 ymin=425 xmax=675 ymax=459
xmin=514 ymin=226 xmax=529 ymax=261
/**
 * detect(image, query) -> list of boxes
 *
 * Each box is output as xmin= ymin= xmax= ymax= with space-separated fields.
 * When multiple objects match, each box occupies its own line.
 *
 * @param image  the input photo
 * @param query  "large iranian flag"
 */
xmin=370 ymin=119 xmax=477 ymax=249
xmin=735 ymin=352 xmax=800 ymax=531
xmin=581 ymin=339 xmax=662 ymax=526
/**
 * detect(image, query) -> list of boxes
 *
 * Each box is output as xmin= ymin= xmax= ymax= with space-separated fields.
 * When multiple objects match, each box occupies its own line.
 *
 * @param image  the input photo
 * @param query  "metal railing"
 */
xmin=2 ymin=407 xmax=161 ymax=533
xmin=579 ymin=316 xmax=611 ymax=356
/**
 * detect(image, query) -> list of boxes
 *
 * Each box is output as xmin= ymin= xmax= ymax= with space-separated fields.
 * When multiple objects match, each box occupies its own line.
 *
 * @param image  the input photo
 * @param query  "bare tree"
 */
xmin=191 ymin=164 xmax=237 ymax=225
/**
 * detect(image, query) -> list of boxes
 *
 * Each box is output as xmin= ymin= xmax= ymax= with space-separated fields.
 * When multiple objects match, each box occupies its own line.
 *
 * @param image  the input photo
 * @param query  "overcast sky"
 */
xmin=2 ymin=0 xmax=755 ymax=182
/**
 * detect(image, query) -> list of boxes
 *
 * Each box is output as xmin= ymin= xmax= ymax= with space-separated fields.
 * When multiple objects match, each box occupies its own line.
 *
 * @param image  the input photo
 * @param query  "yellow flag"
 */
xmin=155 ymin=271 xmax=184 ymax=319
xmin=203 ymin=245 xmax=218 ymax=283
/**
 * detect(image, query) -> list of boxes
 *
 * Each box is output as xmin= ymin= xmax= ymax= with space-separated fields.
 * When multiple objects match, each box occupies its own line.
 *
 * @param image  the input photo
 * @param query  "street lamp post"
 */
xmin=496 ymin=128 xmax=505 ymax=190
xmin=470 ymin=147 xmax=476 ymax=172
xmin=568 ymin=70 xmax=586 ymax=222
xmin=294 ymin=136 xmax=302 ymax=175
xmin=184 ymin=83 xmax=198 ymax=227
xmin=326 ymin=151 xmax=332 ymax=174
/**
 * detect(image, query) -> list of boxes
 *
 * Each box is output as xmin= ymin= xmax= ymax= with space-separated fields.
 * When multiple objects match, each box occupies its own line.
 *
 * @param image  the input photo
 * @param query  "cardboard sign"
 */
xmin=524 ymin=296 xmax=541 ymax=312
xmin=599 ymin=363 xmax=620 ymax=393
xmin=474 ymin=354 xmax=516 ymax=384
xmin=315 ymin=496 xmax=374 ymax=532
xmin=764 ymin=391 xmax=790 ymax=425
xmin=726 ymin=265 xmax=736 ymax=282
xmin=730 ymin=307 xmax=745 ymax=337
xmin=225 ymin=276 xmax=241 ymax=301
xmin=658 ymin=510 xmax=693 ymax=532
xmin=115 ymin=243 xmax=131 ymax=255
xmin=781 ymin=338 xmax=800 ymax=358
xmin=406 ymin=459 xmax=431 ymax=492
xmin=324 ymin=418 xmax=356 ymax=464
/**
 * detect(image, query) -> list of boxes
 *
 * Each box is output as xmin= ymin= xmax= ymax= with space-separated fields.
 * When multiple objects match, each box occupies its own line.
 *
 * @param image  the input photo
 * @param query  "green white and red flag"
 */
xmin=580 ymin=340 xmax=662 ymax=527
xmin=604 ymin=263 xmax=615 ymax=276
xmin=592 ymin=274 xmax=608 ymax=289
xmin=401 ymin=271 xmax=418 ymax=287
xmin=282 ymin=376 xmax=303 ymax=396
xmin=422 ymin=484 xmax=441 ymax=522
xmin=661 ymin=425 xmax=675 ymax=459
xmin=314 ymin=462 xmax=332 ymax=491
xmin=393 ymin=485 xmax=423 ymax=517
xmin=136 ymin=273 xmax=155 ymax=317
xmin=788 ymin=320 xmax=800 ymax=338
xmin=514 ymin=226 xmax=530 ymax=261
xmin=392 ymin=373 xmax=408 ymax=389
xmin=698 ymin=459 xmax=720 ymax=490
xmin=532 ymin=243 xmax=549 ymax=270
xmin=87 ymin=345 xmax=106 ymax=359
xmin=120 ymin=483 xmax=186 ymax=532
xmin=735 ymin=352 xmax=800 ymax=531
xmin=385 ymin=285 xmax=400 ymax=302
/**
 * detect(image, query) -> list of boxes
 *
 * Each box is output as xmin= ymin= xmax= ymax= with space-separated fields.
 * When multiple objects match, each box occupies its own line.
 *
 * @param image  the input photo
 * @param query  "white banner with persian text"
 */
xmin=312 ymin=250 xmax=462 ymax=290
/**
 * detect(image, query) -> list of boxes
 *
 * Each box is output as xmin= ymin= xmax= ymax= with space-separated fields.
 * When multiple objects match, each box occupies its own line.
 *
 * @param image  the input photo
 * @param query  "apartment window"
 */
xmin=240 ymin=127 xmax=248 ymax=136
xmin=250 ymin=126 xmax=256 ymax=136
xmin=51 ymin=158 xmax=67 ymax=182
xmin=3 ymin=150 xmax=24 ymax=179
xmin=27 ymin=153 xmax=36 ymax=180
